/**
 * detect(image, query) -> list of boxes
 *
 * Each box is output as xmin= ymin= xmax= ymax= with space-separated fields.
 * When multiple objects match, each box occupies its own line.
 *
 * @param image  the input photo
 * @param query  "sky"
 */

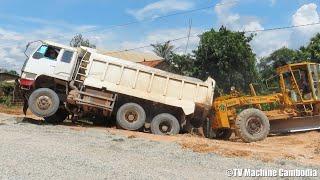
xmin=0 ymin=0 xmax=320 ymax=71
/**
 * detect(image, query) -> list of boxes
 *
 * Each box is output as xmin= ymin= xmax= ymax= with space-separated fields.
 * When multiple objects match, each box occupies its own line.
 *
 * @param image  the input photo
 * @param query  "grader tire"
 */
xmin=214 ymin=128 xmax=233 ymax=140
xmin=235 ymin=108 xmax=270 ymax=143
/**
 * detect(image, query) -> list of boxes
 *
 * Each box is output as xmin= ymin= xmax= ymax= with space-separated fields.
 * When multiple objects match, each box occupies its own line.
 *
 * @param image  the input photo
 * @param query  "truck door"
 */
xmin=24 ymin=45 xmax=59 ymax=78
xmin=54 ymin=49 xmax=77 ymax=81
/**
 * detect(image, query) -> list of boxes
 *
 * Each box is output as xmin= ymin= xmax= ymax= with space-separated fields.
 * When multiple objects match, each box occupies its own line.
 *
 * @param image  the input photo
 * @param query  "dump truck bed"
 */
xmin=81 ymin=48 xmax=215 ymax=115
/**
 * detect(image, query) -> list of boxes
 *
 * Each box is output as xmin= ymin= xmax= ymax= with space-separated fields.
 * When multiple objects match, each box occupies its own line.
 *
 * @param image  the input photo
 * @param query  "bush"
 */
xmin=0 ymin=96 xmax=12 ymax=107
xmin=0 ymin=82 xmax=15 ymax=95
xmin=0 ymin=82 xmax=15 ymax=107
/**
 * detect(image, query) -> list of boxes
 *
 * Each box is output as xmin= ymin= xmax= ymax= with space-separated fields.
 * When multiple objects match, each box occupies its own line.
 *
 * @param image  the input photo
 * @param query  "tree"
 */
xmin=70 ymin=34 xmax=96 ymax=48
xmin=258 ymin=47 xmax=297 ymax=80
xmin=151 ymin=41 xmax=174 ymax=62
xmin=193 ymin=26 xmax=258 ymax=93
xmin=169 ymin=54 xmax=196 ymax=76
xmin=151 ymin=41 xmax=195 ymax=76
xmin=7 ymin=70 xmax=19 ymax=76
xmin=297 ymin=33 xmax=320 ymax=63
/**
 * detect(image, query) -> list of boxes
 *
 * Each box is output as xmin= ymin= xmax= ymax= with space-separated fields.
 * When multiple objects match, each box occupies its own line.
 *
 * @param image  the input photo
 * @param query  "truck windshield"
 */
xmin=33 ymin=45 xmax=61 ymax=60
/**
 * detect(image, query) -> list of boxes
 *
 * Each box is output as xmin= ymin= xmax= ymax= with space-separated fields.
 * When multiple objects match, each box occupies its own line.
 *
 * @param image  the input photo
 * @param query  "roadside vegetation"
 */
xmin=151 ymin=27 xmax=320 ymax=95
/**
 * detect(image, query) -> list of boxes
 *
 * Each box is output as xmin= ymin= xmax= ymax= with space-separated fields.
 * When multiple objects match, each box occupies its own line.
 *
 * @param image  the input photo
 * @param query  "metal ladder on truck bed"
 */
xmin=72 ymin=51 xmax=118 ymax=112
xmin=74 ymin=51 xmax=91 ymax=87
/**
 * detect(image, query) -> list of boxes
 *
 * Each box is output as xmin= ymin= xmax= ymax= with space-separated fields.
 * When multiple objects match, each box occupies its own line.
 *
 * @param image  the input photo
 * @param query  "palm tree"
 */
xmin=151 ymin=41 xmax=174 ymax=61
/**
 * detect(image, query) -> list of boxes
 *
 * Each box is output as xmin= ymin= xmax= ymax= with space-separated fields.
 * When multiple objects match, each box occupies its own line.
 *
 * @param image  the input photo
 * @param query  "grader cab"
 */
xmin=208 ymin=62 xmax=320 ymax=142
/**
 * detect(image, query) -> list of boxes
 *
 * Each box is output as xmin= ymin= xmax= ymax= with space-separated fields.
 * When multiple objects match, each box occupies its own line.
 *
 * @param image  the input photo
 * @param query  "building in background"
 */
xmin=0 ymin=72 xmax=19 ymax=83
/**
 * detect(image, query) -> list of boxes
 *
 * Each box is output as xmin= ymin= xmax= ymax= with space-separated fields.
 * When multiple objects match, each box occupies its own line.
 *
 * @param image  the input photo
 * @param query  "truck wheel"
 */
xmin=116 ymin=103 xmax=146 ymax=131
xmin=44 ymin=108 xmax=69 ymax=124
xmin=28 ymin=88 xmax=60 ymax=117
xmin=214 ymin=128 xmax=233 ymax=140
xmin=151 ymin=113 xmax=180 ymax=135
xmin=235 ymin=108 xmax=270 ymax=143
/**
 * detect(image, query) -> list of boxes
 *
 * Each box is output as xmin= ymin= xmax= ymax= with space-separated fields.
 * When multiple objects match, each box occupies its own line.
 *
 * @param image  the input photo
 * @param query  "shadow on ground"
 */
xmin=19 ymin=117 xmax=116 ymax=129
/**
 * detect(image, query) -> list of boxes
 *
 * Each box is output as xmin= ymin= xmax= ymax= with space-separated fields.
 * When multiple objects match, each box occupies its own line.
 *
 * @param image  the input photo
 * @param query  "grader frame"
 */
xmin=210 ymin=62 xmax=320 ymax=142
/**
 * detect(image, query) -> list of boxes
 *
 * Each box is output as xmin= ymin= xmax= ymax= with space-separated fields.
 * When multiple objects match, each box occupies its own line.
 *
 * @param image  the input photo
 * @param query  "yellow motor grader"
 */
xmin=206 ymin=62 xmax=320 ymax=142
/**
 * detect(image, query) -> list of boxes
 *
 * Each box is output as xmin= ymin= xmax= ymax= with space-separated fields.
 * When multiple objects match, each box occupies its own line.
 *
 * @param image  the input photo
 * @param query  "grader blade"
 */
xmin=270 ymin=115 xmax=320 ymax=134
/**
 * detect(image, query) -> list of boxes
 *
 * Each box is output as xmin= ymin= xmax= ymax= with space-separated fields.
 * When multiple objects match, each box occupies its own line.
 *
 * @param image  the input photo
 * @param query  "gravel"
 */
xmin=0 ymin=114 xmax=319 ymax=180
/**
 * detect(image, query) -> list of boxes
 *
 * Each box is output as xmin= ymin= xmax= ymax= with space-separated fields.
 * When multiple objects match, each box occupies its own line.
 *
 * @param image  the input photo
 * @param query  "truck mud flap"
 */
xmin=270 ymin=115 xmax=320 ymax=134
xmin=23 ymin=99 xmax=28 ymax=115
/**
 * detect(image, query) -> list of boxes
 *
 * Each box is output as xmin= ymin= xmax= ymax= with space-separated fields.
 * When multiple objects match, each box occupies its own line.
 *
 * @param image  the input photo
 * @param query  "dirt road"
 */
xmin=0 ymin=112 xmax=319 ymax=179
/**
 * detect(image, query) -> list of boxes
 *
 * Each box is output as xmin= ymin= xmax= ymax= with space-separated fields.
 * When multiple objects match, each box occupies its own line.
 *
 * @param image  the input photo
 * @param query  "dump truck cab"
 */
xmin=20 ymin=41 xmax=79 ymax=88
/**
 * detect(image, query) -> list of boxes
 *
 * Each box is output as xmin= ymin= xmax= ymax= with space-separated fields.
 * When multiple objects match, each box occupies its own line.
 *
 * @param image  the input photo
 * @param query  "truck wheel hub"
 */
xmin=160 ymin=122 xmax=171 ymax=133
xmin=247 ymin=117 xmax=262 ymax=135
xmin=37 ymin=96 xmax=52 ymax=110
xmin=125 ymin=111 xmax=138 ymax=122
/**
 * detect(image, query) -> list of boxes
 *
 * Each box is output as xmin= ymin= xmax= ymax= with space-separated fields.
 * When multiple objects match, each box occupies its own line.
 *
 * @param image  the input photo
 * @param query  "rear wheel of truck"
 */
xmin=151 ymin=113 xmax=180 ymax=135
xmin=28 ymin=88 xmax=60 ymax=117
xmin=44 ymin=108 xmax=69 ymax=124
xmin=116 ymin=103 xmax=146 ymax=131
xmin=235 ymin=108 xmax=270 ymax=143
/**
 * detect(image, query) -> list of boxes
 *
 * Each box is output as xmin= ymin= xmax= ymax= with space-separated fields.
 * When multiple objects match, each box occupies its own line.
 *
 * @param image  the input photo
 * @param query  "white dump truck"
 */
xmin=19 ymin=40 xmax=215 ymax=135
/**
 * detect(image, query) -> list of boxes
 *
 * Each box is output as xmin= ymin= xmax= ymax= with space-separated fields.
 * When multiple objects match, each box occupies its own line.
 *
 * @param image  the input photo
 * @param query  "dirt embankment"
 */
xmin=2 ymin=107 xmax=320 ymax=166
xmin=0 ymin=105 xmax=33 ymax=116
xmin=105 ymin=128 xmax=320 ymax=166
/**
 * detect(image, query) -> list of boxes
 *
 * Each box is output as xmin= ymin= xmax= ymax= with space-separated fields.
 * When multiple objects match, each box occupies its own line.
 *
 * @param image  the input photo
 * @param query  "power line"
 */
xmin=81 ymin=0 xmax=239 ymax=34
xmin=0 ymin=1 xmax=239 ymax=49
xmin=245 ymin=22 xmax=320 ymax=33
xmin=107 ymin=21 xmax=320 ymax=54
xmin=1 ymin=21 xmax=320 ymax=54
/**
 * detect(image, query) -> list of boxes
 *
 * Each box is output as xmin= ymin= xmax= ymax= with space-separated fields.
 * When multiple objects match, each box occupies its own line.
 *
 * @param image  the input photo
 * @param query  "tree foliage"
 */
xmin=70 ymin=34 xmax=96 ymax=48
xmin=258 ymin=33 xmax=320 ymax=80
xmin=298 ymin=33 xmax=320 ymax=63
xmin=258 ymin=47 xmax=297 ymax=80
xmin=193 ymin=27 xmax=258 ymax=92
xmin=151 ymin=41 xmax=174 ymax=61
xmin=151 ymin=27 xmax=259 ymax=93
xmin=150 ymin=28 xmax=320 ymax=95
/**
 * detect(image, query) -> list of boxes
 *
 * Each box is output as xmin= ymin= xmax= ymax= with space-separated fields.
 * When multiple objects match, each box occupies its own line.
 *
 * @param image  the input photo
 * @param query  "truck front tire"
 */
xmin=151 ymin=113 xmax=180 ymax=135
xmin=235 ymin=108 xmax=270 ymax=143
xmin=116 ymin=103 xmax=146 ymax=131
xmin=28 ymin=88 xmax=60 ymax=117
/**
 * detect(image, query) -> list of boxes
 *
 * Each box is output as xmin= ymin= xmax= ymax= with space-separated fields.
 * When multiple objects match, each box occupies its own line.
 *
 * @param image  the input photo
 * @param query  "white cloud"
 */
xmin=128 ymin=0 xmax=194 ymax=20
xmin=270 ymin=0 xmax=277 ymax=6
xmin=251 ymin=30 xmax=291 ymax=57
xmin=289 ymin=3 xmax=320 ymax=48
xmin=243 ymin=21 xmax=264 ymax=32
xmin=292 ymin=3 xmax=319 ymax=26
xmin=215 ymin=1 xmax=320 ymax=58
xmin=214 ymin=0 xmax=263 ymax=32
xmin=214 ymin=0 xmax=240 ymax=29
xmin=120 ymin=28 xmax=202 ymax=54
xmin=0 ymin=25 xmax=113 ymax=72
